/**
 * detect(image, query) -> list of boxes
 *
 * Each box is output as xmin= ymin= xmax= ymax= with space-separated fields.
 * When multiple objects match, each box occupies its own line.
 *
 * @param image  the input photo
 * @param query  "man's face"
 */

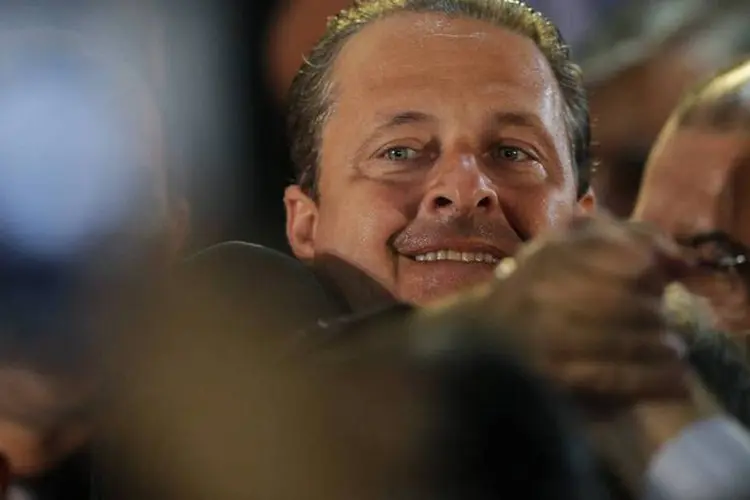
xmin=634 ymin=124 xmax=750 ymax=333
xmin=285 ymin=13 xmax=594 ymax=307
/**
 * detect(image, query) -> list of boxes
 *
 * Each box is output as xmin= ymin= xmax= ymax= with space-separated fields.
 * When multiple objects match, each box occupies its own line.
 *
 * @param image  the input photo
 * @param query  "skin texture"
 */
xmin=284 ymin=13 xmax=594 ymax=308
xmin=276 ymin=10 xmax=715 ymax=496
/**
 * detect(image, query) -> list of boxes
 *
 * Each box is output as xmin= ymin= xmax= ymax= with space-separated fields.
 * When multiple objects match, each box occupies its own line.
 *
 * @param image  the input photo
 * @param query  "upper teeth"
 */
xmin=413 ymin=250 xmax=498 ymax=264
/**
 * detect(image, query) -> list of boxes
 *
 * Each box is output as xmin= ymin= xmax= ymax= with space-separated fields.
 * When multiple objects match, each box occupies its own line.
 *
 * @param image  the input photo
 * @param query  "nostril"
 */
xmin=434 ymin=196 xmax=452 ymax=208
xmin=477 ymin=196 xmax=492 ymax=209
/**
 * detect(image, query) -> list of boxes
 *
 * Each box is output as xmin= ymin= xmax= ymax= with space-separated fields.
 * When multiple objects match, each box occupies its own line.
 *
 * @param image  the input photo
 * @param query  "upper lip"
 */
xmin=396 ymin=241 xmax=508 ymax=260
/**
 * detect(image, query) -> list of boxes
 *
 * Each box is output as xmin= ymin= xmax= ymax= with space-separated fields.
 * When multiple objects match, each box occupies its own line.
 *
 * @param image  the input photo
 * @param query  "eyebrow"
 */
xmin=372 ymin=110 xmax=437 ymax=131
xmin=489 ymin=110 xmax=557 ymax=155
xmin=356 ymin=109 xmax=557 ymax=158
xmin=354 ymin=111 xmax=436 ymax=159
xmin=490 ymin=111 xmax=539 ymax=128
xmin=375 ymin=110 xmax=541 ymax=129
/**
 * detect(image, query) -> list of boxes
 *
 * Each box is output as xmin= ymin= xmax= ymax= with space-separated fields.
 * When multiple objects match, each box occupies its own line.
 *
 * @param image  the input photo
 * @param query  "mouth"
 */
xmin=403 ymin=248 xmax=501 ymax=265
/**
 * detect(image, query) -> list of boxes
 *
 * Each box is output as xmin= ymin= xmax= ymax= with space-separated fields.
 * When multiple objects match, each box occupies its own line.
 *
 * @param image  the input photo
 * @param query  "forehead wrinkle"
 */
xmin=422 ymin=31 xmax=487 ymax=40
xmin=325 ymin=12 xmax=569 ymax=150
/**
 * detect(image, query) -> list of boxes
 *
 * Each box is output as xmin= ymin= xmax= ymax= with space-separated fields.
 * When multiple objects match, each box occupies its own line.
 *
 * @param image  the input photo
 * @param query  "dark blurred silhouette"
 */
xmin=107 ymin=253 xmax=609 ymax=499
xmin=181 ymin=241 xmax=347 ymax=335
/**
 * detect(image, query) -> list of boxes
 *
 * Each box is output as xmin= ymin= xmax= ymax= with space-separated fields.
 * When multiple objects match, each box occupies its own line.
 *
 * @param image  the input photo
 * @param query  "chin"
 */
xmin=398 ymin=261 xmax=497 ymax=305
xmin=398 ymin=277 xmax=492 ymax=307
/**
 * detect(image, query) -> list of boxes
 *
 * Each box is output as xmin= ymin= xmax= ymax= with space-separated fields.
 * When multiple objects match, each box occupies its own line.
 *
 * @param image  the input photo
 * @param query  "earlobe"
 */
xmin=575 ymin=188 xmax=597 ymax=215
xmin=284 ymin=185 xmax=318 ymax=260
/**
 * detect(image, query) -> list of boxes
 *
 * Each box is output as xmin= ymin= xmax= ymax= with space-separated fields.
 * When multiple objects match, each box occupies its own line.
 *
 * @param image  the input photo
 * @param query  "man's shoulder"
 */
xmin=301 ymin=302 xmax=415 ymax=341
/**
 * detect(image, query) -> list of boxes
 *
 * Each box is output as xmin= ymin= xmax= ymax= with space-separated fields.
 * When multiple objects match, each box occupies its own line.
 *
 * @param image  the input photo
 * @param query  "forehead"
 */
xmin=654 ymin=127 xmax=750 ymax=164
xmin=646 ymin=126 xmax=750 ymax=201
xmin=328 ymin=12 xmax=562 ymax=123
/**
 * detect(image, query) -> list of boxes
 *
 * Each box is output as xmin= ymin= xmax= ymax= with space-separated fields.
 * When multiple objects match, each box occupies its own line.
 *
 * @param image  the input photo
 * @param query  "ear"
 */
xmin=284 ymin=185 xmax=318 ymax=260
xmin=167 ymin=196 xmax=191 ymax=257
xmin=574 ymin=187 xmax=597 ymax=215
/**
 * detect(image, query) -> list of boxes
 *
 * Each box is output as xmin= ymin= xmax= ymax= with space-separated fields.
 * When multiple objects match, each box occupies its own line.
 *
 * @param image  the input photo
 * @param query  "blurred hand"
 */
xmin=487 ymin=215 xmax=689 ymax=406
xmin=590 ymin=373 xmax=722 ymax=492
xmin=484 ymin=215 xmax=723 ymax=490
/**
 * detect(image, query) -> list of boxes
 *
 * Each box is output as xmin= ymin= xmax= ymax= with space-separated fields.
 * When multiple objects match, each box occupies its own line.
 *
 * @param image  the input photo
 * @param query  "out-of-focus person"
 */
xmin=0 ymin=29 xmax=188 ymax=499
xmin=634 ymin=59 xmax=750 ymax=337
xmin=109 ymin=272 xmax=613 ymax=500
xmin=581 ymin=0 xmax=750 ymax=217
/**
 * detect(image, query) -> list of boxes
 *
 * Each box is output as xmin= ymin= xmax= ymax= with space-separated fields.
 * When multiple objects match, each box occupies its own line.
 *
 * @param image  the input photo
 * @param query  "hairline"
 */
xmin=302 ymin=7 xmax=584 ymax=200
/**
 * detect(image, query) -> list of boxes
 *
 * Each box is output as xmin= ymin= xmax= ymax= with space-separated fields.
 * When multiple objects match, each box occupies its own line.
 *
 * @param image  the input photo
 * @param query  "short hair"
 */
xmin=675 ymin=59 xmax=750 ymax=131
xmin=287 ymin=0 xmax=591 ymax=199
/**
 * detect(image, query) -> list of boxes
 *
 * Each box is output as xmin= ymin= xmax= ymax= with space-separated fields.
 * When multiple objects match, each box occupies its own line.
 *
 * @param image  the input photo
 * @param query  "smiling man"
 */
xmin=277 ymin=2 xmax=750 ymax=499
xmin=283 ymin=0 xmax=594 ymax=309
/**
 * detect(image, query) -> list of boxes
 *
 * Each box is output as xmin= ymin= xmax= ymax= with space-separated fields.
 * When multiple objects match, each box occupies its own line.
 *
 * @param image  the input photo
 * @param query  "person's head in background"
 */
xmin=633 ymin=59 xmax=750 ymax=336
xmin=0 ymin=29 xmax=188 ymax=477
xmin=582 ymin=0 xmax=750 ymax=217
xmin=0 ymin=29 xmax=190 ymax=268
xmin=283 ymin=0 xmax=595 ymax=310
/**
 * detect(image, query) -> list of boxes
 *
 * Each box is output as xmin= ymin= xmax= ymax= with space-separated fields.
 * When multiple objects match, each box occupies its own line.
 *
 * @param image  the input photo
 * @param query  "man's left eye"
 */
xmin=383 ymin=146 xmax=419 ymax=161
xmin=491 ymin=146 xmax=533 ymax=162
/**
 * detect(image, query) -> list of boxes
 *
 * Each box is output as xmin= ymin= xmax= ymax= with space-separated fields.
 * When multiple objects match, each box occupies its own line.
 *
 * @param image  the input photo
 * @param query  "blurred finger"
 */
xmin=563 ymin=217 xmax=689 ymax=279
xmin=546 ymin=331 xmax=680 ymax=363
xmin=626 ymin=221 xmax=692 ymax=281
xmin=529 ymin=262 xmax=668 ymax=321
xmin=552 ymin=361 xmax=689 ymax=402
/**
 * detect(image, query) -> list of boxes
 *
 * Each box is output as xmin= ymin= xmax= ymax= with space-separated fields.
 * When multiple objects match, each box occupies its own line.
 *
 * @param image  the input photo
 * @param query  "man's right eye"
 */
xmin=382 ymin=146 xmax=419 ymax=161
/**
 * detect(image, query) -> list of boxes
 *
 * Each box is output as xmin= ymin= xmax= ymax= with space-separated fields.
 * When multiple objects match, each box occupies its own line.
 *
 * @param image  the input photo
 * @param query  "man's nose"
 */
xmin=419 ymin=153 xmax=499 ymax=217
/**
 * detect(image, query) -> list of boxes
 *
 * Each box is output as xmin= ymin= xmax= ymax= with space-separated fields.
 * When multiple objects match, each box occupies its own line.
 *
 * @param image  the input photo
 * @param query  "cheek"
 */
xmin=542 ymin=188 xmax=578 ymax=227
xmin=500 ymin=184 xmax=576 ymax=238
xmin=314 ymin=186 xmax=409 ymax=266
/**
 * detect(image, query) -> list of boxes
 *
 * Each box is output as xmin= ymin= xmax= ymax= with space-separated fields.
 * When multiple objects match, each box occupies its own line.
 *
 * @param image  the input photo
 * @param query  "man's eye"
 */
xmin=491 ymin=146 xmax=532 ymax=162
xmin=383 ymin=146 xmax=419 ymax=161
